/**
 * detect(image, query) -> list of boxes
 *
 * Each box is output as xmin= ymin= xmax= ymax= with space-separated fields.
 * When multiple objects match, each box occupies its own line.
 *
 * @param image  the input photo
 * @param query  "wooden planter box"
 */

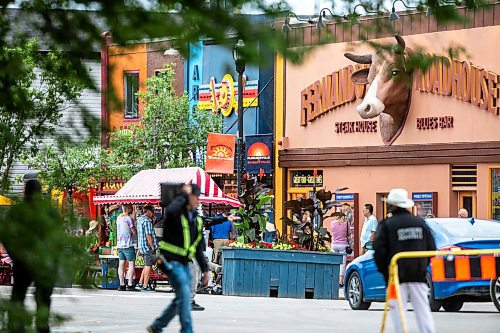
xmin=222 ymin=247 xmax=343 ymax=300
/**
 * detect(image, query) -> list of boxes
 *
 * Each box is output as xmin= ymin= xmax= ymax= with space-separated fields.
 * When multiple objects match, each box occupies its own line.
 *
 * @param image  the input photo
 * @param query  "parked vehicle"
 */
xmin=345 ymin=218 xmax=500 ymax=312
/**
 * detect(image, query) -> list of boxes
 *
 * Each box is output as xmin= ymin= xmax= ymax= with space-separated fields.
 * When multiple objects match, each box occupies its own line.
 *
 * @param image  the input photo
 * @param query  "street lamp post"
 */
xmin=233 ymin=39 xmax=246 ymax=196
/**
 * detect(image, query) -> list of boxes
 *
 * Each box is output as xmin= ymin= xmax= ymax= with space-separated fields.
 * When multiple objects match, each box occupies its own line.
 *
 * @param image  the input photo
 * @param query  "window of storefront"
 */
xmin=124 ymin=72 xmax=139 ymax=119
xmin=490 ymin=168 xmax=500 ymax=220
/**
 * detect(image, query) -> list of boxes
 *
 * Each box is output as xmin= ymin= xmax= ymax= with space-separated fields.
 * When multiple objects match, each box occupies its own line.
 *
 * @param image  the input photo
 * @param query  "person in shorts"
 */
xmin=136 ymin=205 xmax=158 ymax=291
xmin=117 ymin=204 xmax=137 ymax=291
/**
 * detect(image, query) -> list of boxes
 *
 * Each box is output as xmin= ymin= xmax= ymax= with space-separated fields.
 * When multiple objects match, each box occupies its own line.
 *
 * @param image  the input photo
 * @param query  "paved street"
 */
xmin=1 ymin=287 xmax=498 ymax=333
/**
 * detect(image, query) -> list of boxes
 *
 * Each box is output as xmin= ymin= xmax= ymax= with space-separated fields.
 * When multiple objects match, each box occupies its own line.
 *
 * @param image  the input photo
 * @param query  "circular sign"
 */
xmin=247 ymin=142 xmax=271 ymax=157
xmin=219 ymin=74 xmax=235 ymax=117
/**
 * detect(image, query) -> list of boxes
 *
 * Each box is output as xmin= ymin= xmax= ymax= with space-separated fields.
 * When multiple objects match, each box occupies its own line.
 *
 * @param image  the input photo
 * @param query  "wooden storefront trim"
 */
xmin=278 ymin=141 xmax=500 ymax=168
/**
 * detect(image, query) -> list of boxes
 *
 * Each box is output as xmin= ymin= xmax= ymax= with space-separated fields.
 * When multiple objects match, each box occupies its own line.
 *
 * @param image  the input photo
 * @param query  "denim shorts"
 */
xmin=142 ymin=250 xmax=156 ymax=266
xmin=118 ymin=246 xmax=136 ymax=261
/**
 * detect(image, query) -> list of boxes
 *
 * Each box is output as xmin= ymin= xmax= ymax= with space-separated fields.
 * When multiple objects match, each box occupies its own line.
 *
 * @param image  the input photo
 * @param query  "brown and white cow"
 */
xmin=344 ymin=35 xmax=413 ymax=145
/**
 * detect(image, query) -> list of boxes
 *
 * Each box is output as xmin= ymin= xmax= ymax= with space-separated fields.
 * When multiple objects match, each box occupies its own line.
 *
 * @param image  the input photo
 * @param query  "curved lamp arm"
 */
xmin=281 ymin=11 xmax=313 ymax=32
xmin=316 ymin=8 xmax=347 ymax=29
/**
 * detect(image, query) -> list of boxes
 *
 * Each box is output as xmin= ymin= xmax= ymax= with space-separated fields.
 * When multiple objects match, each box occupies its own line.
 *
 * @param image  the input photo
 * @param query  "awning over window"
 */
xmin=93 ymin=167 xmax=241 ymax=207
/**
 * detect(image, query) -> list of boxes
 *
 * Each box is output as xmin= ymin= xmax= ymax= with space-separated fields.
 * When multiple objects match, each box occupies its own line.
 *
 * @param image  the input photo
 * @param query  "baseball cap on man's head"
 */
xmin=190 ymin=184 xmax=201 ymax=196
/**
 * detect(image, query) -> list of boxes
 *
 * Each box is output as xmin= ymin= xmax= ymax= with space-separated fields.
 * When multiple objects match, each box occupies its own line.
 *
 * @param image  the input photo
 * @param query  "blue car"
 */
xmin=344 ymin=218 xmax=500 ymax=312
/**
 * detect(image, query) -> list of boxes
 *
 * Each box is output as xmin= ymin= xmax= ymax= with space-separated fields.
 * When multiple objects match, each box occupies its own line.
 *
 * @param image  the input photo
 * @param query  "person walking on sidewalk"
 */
xmin=374 ymin=188 xmax=436 ymax=333
xmin=117 ymin=204 xmax=137 ymax=291
xmin=147 ymin=184 xmax=209 ymax=333
xmin=136 ymin=205 xmax=158 ymax=292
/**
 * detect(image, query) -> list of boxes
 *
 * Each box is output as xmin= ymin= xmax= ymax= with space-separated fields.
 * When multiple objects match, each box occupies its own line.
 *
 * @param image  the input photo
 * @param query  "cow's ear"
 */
xmin=351 ymin=68 xmax=369 ymax=85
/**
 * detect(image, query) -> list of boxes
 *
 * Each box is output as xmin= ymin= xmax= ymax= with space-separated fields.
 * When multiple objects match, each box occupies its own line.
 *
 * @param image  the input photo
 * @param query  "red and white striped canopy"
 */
xmin=93 ymin=167 xmax=241 ymax=207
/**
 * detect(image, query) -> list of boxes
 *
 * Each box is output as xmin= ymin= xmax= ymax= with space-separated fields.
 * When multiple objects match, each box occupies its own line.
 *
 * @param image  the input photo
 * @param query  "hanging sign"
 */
xmin=245 ymin=134 xmax=273 ymax=174
xmin=290 ymin=170 xmax=324 ymax=188
xmin=205 ymin=133 xmax=236 ymax=174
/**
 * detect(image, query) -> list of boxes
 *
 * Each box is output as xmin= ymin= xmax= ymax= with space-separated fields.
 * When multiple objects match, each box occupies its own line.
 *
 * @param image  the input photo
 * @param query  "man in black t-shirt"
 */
xmin=374 ymin=188 xmax=436 ymax=333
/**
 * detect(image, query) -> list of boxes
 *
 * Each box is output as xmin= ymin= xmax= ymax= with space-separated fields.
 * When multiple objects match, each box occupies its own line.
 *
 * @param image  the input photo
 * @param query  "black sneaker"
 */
xmin=191 ymin=301 xmax=205 ymax=311
xmin=118 ymin=285 xmax=126 ymax=291
xmin=126 ymin=285 xmax=135 ymax=291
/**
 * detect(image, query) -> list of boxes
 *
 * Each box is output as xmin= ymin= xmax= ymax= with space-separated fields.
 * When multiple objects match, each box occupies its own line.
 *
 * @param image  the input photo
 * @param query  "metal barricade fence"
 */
xmin=380 ymin=249 xmax=500 ymax=333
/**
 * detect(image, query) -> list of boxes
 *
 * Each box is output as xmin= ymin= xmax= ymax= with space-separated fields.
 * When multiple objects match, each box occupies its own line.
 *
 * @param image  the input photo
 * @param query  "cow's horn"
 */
xmin=395 ymin=35 xmax=406 ymax=53
xmin=344 ymin=53 xmax=372 ymax=64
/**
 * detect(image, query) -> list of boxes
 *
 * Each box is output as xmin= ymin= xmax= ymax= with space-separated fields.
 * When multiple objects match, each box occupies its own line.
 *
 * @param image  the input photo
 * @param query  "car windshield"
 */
xmin=435 ymin=219 xmax=500 ymax=239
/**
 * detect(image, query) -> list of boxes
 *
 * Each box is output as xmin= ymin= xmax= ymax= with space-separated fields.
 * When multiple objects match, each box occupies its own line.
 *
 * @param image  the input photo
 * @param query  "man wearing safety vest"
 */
xmin=147 ymin=184 xmax=209 ymax=333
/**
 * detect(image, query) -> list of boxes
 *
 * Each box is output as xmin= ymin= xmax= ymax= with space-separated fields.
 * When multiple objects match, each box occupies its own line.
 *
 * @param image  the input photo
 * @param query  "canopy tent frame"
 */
xmin=92 ymin=167 xmax=241 ymax=207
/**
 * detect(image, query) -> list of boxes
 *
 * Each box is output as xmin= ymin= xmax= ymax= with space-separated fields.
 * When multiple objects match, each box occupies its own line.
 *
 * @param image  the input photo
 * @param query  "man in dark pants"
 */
xmin=1 ymin=179 xmax=64 ymax=333
xmin=374 ymin=188 xmax=436 ymax=333
xmin=147 ymin=184 xmax=209 ymax=333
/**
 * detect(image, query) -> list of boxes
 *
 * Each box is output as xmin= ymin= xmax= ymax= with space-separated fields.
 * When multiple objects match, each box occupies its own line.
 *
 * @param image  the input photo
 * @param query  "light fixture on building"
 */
xmin=390 ymin=0 xmax=418 ymax=21
xmin=281 ymin=11 xmax=312 ymax=33
xmin=347 ymin=3 xmax=380 ymax=25
xmin=315 ymin=8 xmax=347 ymax=29
xmin=164 ymin=47 xmax=179 ymax=56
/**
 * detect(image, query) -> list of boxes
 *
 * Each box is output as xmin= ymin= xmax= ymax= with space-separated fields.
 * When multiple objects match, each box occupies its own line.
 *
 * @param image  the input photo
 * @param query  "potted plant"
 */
xmin=222 ymin=180 xmax=344 ymax=300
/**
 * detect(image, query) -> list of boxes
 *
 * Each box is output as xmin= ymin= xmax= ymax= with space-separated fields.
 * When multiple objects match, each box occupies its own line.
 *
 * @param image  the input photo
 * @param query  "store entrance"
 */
xmin=458 ymin=191 xmax=476 ymax=218
xmin=376 ymin=192 xmax=389 ymax=221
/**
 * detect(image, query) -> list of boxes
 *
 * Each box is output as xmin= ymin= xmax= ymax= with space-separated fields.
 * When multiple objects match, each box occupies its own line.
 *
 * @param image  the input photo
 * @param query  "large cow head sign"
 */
xmin=345 ymin=35 xmax=413 ymax=145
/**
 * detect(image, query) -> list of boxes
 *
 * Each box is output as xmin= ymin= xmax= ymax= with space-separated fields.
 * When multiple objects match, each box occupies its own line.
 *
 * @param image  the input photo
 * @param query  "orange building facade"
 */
xmin=274 ymin=5 xmax=500 ymax=252
xmin=102 ymin=37 xmax=184 ymax=134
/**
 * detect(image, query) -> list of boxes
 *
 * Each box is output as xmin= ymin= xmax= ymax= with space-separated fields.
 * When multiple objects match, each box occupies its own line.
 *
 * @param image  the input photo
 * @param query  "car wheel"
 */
xmin=426 ymin=273 xmax=442 ymax=312
xmin=490 ymin=276 xmax=500 ymax=312
xmin=347 ymin=271 xmax=371 ymax=310
xmin=442 ymin=299 xmax=464 ymax=312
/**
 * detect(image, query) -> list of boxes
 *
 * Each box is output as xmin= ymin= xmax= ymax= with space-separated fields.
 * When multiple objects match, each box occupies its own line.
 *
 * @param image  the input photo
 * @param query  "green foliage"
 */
xmin=0 ymin=196 xmax=91 ymax=331
xmin=22 ymin=138 xmax=104 ymax=193
xmin=231 ymin=177 xmax=273 ymax=243
xmin=107 ymin=64 xmax=223 ymax=173
xmin=0 ymin=38 xmax=84 ymax=193
xmin=283 ymin=188 xmax=348 ymax=251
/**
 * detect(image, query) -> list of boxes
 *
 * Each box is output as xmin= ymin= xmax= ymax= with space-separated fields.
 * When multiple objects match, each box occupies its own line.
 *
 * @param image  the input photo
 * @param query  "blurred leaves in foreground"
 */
xmin=0 ymin=184 xmax=95 ymax=332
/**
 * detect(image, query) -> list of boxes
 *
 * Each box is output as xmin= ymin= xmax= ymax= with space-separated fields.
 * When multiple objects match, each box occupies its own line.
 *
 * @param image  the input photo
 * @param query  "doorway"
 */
xmin=458 ymin=191 xmax=476 ymax=218
xmin=376 ymin=193 xmax=389 ymax=221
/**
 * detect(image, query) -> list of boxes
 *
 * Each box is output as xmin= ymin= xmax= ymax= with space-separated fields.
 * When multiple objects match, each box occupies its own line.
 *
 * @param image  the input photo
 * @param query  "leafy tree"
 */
xmin=106 ymin=64 xmax=223 ymax=175
xmin=22 ymin=138 xmax=103 ymax=195
xmin=0 ymin=38 xmax=84 ymax=193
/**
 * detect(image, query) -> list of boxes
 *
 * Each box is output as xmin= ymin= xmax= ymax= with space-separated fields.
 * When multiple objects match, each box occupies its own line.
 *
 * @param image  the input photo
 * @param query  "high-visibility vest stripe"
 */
xmin=431 ymin=257 xmax=445 ymax=281
xmin=159 ymin=215 xmax=203 ymax=260
xmin=481 ymin=256 xmax=497 ymax=280
xmin=455 ymin=256 xmax=471 ymax=281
